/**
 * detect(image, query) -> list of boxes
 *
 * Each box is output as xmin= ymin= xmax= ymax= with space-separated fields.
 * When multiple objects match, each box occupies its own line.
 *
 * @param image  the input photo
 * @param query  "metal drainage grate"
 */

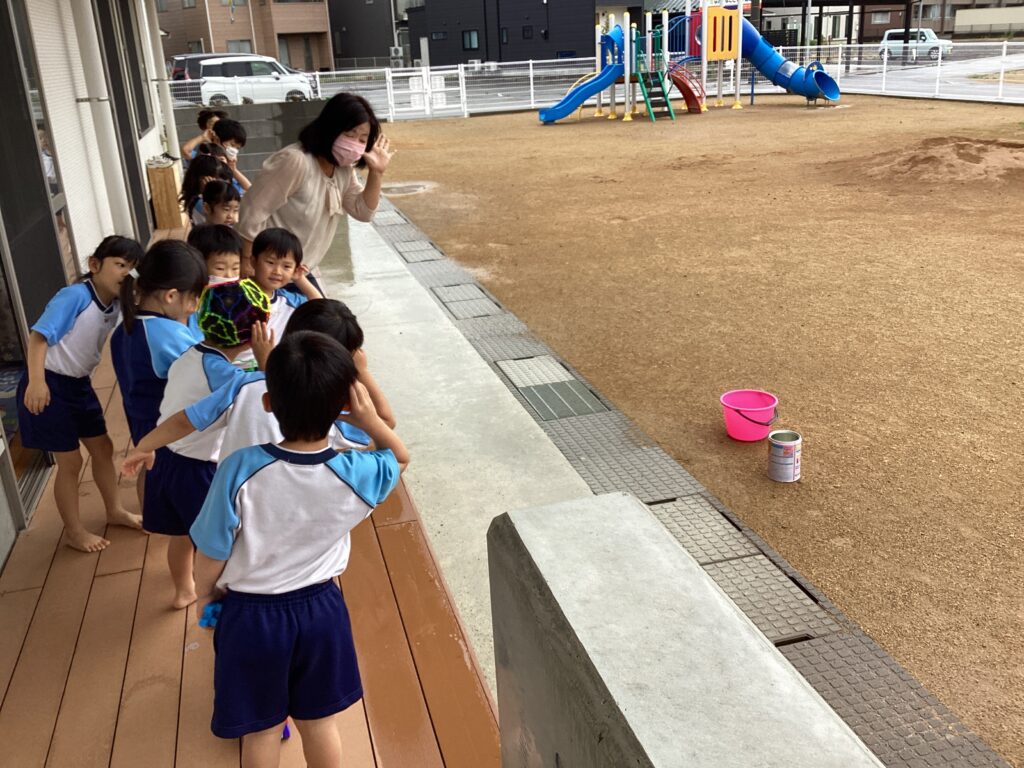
xmin=444 ymin=298 xmax=503 ymax=320
xmin=374 ymin=210 xmax=407 ymax=226
xmin=520 ymin=381 xmax=608 ymax=421
xmin=649 ymin=496 xmax=761 ymax=566
xmin=496 ymin=356 xmax=572 ymax=387
xmin=434 ymin=284 xmax=487 ymax=303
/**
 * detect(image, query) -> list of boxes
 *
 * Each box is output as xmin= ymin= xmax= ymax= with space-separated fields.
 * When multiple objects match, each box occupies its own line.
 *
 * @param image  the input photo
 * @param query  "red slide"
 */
xmin=668 ymin=64 xmax=705 ymax=114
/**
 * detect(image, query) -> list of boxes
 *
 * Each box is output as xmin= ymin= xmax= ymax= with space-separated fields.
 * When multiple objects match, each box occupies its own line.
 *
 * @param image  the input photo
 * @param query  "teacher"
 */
xmin=238 ymin=93 xmax=394 ymax=292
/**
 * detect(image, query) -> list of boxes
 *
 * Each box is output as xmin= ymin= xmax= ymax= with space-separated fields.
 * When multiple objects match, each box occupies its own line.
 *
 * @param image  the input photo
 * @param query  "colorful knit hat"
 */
xmin=197 ymin=278 xmax=271 ymax=347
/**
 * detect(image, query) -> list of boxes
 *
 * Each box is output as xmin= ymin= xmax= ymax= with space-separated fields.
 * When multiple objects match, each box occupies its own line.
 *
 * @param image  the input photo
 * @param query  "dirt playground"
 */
xmin=380 ymin=95 xmax=1024 ymax=764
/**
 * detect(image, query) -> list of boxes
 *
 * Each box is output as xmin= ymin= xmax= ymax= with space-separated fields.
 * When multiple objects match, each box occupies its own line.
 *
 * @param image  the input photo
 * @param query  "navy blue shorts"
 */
xmin=143 ymin=448 xmax=216 ymax=536
xmin=126 ymin=414 xmax=158 ymax=448
xmin=16 ymin=370 xmax=106 ymax=453
xmin=212 ymin=580 xmax=362 ymax=739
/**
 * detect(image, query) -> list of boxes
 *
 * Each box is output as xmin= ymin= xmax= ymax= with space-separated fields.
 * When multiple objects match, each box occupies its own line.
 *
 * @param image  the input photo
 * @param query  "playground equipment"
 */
xmin=539 ymin=11 xmax=677 ymax=124
xmin=539 ymin=5 xmax=839 ymax=124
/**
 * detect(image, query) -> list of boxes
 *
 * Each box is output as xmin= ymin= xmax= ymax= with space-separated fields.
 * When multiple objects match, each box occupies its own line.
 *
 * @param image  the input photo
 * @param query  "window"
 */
xmin=155 ymin=0 xmax=167 ymax=10
xmin=203 ymin=63 xmax=224 ymax=76
xmin=183 ymin=0 xmax=196 ymax=7
xmin=278 ymin=36 xmax=291 ymax=66
xmin=462 ymin=29 xmax=479 ymax=50
xmin=222 ymin=60 xmax=251 ymax=76
xmin=871 ymin=11 xmax=890 ymax=24
xmin=227 ymin=39 xmax=254 ymax=53
xmin=116 ymin=0 xmax=154 ymax=137
xmin=187 ymin=39 xmax=204 ymax=53
xmin=501 ymin=27 xmax=508 ymax=44
xmin=250 ymin=61 xmax=277 ymax=75
xmin=431 ymin=31 xmax=447 ymax=41
xmin=522 ymin=25 xmax=533 ymax=39
xmin=221 ymin=0 xmax=247 ymax=5
xmin=303 ymin=34 xmax=313 ymax=70
xmin=923 ymin=4 xmax=940 ymax=19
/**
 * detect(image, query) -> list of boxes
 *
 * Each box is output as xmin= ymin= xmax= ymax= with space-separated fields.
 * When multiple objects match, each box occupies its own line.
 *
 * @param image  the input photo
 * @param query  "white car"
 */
xmin=199 ymin=55 xmax=313 ymax=106
xmin=878 ymin=28 xmax=953 ymax=61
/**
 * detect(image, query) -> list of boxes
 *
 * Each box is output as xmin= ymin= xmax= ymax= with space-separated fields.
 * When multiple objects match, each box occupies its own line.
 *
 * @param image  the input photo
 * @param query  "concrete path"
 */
xmin=328 ymin=218 xmax=593 ymax=692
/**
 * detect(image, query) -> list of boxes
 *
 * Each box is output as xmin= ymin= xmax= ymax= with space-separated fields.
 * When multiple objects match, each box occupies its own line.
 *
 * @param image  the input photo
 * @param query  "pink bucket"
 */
xmin=720 ymin=390 xmax=779 ymax=441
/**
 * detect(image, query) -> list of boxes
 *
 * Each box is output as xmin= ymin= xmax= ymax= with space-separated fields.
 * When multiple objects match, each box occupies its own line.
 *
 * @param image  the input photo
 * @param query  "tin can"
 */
xmin=767 ymin=430 xmax=801 ymax=482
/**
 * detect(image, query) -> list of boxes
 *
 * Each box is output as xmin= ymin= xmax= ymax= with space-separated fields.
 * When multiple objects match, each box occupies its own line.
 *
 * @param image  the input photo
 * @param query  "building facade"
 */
xmin=327 ymin=0 xmax=396 ymax=68
xmin=0 ymin=0 xmax=180 ymax=564
xmin=156 ymin=0 xmax=333 ymax=71
xmin=407 ymin=0 xmax=598 ymax=66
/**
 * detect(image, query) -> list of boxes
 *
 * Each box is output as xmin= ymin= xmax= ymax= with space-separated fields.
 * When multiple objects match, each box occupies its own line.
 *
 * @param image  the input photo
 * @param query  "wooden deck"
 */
xmin=0 ymin=349 xmax=500 ymax=767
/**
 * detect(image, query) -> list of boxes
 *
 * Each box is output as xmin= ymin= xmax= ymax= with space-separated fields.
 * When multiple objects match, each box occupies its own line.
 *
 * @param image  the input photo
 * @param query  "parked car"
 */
xmin=197 ymin=55 xmax=314 ymax=106
xmin=169 ymin=52 xmax=250 ymax=81
xmin=877 ymin=28 xmax=953 ymax=61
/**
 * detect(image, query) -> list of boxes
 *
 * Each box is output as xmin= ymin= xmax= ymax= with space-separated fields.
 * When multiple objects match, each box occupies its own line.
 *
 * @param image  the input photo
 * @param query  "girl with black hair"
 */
xmin=238 ymin=93 xmax=395 ymax=291
xmin=180 ymin=154 xmax=233 ymax=226
xmin=16 ymin=236 xmax=144 ymax=552
xmin=180 ymin=108 xmax=229 ymax=162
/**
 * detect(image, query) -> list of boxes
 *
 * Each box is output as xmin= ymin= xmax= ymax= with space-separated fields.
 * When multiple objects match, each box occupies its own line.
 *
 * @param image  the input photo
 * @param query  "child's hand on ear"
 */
xmin=251 ymin=321 xmax=275 ymax=371
xmin=352 ymin=348 xmax=368 ymax=376
xmin=338 ymin=381 xmax=379 ymax=430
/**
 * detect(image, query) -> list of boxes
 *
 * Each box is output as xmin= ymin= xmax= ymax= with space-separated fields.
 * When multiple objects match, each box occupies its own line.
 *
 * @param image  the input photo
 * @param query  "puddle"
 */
xmin=382 ymin=181 xmax=437 ymax=196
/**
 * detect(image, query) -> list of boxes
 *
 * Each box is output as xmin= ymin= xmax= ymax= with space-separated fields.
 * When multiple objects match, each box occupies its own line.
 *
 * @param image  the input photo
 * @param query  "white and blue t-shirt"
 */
xmin=190 ymin=443 xmax=400 ymax=593
xmin=111 ymin=312 xmax=203 ymax=439
xmin=266 ymin=290 xmax=308 ymax=340
xmin=32 ymin=280 xmax=119 ymax=378
xmin=160 ymin=343 xmax=250 ymax=461
xmin=185 ymin=372 xmax=370 ymax=462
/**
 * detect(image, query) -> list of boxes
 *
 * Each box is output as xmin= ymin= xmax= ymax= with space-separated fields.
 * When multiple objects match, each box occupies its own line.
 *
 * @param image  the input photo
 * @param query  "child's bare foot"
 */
xmin=66 ymin=528 xmax=110 ymax=553
xmin=106 ymin=507 xmax=143 ymax=530
xmin=173 ymin=589 xmax=198 ymax=610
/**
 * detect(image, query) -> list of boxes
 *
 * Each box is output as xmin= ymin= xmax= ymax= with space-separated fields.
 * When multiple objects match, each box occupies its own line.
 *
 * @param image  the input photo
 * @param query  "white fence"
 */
xmin=168 ymin=41 xmax=1024 ymax=119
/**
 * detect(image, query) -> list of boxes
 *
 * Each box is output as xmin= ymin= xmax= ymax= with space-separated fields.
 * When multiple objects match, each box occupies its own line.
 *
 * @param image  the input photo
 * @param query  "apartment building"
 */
xmin=0 ymin=0 xmax=181 ymax=563
xmin=156 ymin=0 xmax=333 ymax=71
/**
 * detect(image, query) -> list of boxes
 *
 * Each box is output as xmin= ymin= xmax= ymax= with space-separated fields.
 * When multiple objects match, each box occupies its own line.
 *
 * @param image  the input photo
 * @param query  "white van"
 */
xmin=199 ymin=55 xmax=314 ymax=106
xmin=878 ymin=28 xmax=953 ymax=60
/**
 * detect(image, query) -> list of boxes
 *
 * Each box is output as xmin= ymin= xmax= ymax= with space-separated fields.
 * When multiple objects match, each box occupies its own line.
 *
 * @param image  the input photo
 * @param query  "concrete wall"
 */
xmin=488 ymin=493 xmax=885 ymax=768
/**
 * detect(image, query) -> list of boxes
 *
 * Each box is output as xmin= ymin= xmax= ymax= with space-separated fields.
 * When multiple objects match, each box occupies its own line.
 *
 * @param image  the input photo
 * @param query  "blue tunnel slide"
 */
xmin=740 ymin=18 xmax=839 ymax=101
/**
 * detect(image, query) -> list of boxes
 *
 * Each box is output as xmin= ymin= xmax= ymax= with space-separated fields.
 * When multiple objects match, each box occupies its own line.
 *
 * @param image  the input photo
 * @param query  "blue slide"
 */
xmin=740 ymin=18 xmax=839 ymax=101
xmin=540 ymin=24 xmax=626 ymax=124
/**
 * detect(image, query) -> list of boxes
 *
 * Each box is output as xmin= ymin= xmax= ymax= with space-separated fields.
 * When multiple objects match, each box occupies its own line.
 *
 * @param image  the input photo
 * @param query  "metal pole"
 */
xmin=384 ymin=67 xmax=395 ymax=122
xmin=529 ymin=59 xmax=536 ymax=108
xmin=662 ymin=9 xmax=670 ymax=69
xmin=997 ymin=41 xmax=1007 ymax=100
xmin=700 ymin=0 xmax=709 ymax=110
xmin=248 ymin=1 xmax=258 ymax=54
xmin=204 ymin=0 xmax=216 ymax=52
xmin=881 ymin=40 xmax=888 ymax=92
xmin=458 ymin=63 xmax=469 ymax=117
xmin=423 ymin=64 xmax=432 ymax=117
xmin=686 ymin=0 xmax=693 ymax=57
xmin=623 ymin=12 xmax=633 ymax=121
xmin=595 ymin=25 xmax=604 ymax=116
xmin=933 ymin=43 xmax=942 ymax=96
xmin=733 ymin=2 xmax=742 ymax=108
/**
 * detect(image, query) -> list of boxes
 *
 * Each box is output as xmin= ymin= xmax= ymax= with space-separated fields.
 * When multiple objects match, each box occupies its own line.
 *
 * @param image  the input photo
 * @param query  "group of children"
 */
xmin=16 ymin=216 xmax=409 ymax=763
xmin=179 ymin=109 xmax=250 ymax=227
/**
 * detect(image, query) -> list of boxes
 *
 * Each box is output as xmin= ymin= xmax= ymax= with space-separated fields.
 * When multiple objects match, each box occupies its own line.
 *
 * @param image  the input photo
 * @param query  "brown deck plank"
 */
xmin=46 ymin=569 xmax=141 ymax=768
xmin=0 ymin=474 xmax=62 ymax=594
xmin=78 ymin=479 xmax=147 ymax=577
xmin=373 ymin=480 xmax=419 ymax=527
xmin=345 ymin=520 xmax=444 ymax=768
xmin=377 ymin=521 xmax=501 ymax=768
xmin=176 ymin=602 xmax=239 ymax=767
xmin=0 ymin=587 xmax=42 ymax=702
xmin=0 ymin=532 xmax=102 ymax=765
xmin=109 ymin=537 xmax=185 ymax=768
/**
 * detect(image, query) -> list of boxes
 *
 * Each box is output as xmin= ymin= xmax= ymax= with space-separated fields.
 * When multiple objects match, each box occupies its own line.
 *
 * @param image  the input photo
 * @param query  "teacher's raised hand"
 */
xmin=363 ymin=135 xmax=395 ymax=175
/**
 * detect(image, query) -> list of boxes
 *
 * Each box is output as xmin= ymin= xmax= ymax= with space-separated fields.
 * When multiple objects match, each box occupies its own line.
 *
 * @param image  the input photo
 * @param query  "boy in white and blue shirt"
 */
xmin=249 ymin=227 xmax=323 ymax=339
xmin=16 ymin=236 xmax=144 ymax=552
xmin=190 ymin=331 xmax=408 ymax=764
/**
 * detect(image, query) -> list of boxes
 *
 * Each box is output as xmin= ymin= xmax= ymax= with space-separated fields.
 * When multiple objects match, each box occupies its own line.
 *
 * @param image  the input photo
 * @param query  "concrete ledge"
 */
xmin=488 ymin=493 xmax=884 ymax=768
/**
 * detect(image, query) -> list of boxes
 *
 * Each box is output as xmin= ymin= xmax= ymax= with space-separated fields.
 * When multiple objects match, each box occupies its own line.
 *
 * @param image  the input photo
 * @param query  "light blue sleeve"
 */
xmin=148 ymin=320 xmax=203 ymax=378
xmin=277 ymin=290 xmax=307 ymax=309
xmin=337 ymin=421 xmax=371 ymax=447
xmin=186 ymin=371 xmax=264 ymax=431
xmin=201 ymin=352 xmax=244 ymax=393
xmin=327 ymin=448 xmax=400 ymax=507
xmin=187 ymin=313 xmax=201 ymax=339
xmin=191 ymin=446 xmax=276 ymax=560
xmin=31 ymin=284 xmax=92 ymax=345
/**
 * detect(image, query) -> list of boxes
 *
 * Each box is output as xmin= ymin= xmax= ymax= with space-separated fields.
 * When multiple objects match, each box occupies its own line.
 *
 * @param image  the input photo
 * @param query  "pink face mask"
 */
xmin=331 ymin=135 xmax=366 ymax=167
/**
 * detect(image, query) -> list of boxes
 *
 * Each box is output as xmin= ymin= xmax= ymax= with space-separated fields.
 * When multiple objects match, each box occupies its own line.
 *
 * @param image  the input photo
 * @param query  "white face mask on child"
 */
xmin=224 ymin=146 xmax=240 ymax=161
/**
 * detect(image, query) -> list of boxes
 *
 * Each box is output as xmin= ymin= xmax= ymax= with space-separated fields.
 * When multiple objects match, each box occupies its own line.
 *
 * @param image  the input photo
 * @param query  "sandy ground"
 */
xmin=379 ymin=94 xmax=1024 ymax=765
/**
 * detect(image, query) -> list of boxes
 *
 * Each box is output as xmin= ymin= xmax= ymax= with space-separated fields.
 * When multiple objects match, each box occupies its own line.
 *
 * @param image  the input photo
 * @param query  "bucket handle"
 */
xmin=728 ymin=406 xmax=778 ymax=428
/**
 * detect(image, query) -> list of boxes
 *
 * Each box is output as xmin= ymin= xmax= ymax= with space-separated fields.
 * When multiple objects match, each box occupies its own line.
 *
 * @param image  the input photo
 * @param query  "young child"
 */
xmin=208 ymin=118 xmax=250 ymax=193
xmin=110 ymin=241 xmax=206 ymax=505
xmin=145 ymin=279 xmax=270 ymax=609
xmin=16 ymin=236 xmax=144 ymax=552
xmin=190 ymin=331 xmax=408 ymax=763
xmin=121 ymin=299 xmax=393 ymax=471
xmin=250 ymin=228 xmax=322 ymax=340
xmin=199 ymin=181 xmax=241 ymax=228
xmin=187 ymin=224 xmax=242 ymax=283
xmin=180 ymin=155 xmax=233 ymax=227
xmin=180 ymin=108 xmax=228 ymax=162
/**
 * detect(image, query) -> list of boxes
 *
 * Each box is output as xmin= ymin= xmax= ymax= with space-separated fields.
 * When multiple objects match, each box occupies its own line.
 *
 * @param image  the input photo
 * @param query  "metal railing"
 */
xmin=167 ymin=41 xmax=1024 ymax=118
